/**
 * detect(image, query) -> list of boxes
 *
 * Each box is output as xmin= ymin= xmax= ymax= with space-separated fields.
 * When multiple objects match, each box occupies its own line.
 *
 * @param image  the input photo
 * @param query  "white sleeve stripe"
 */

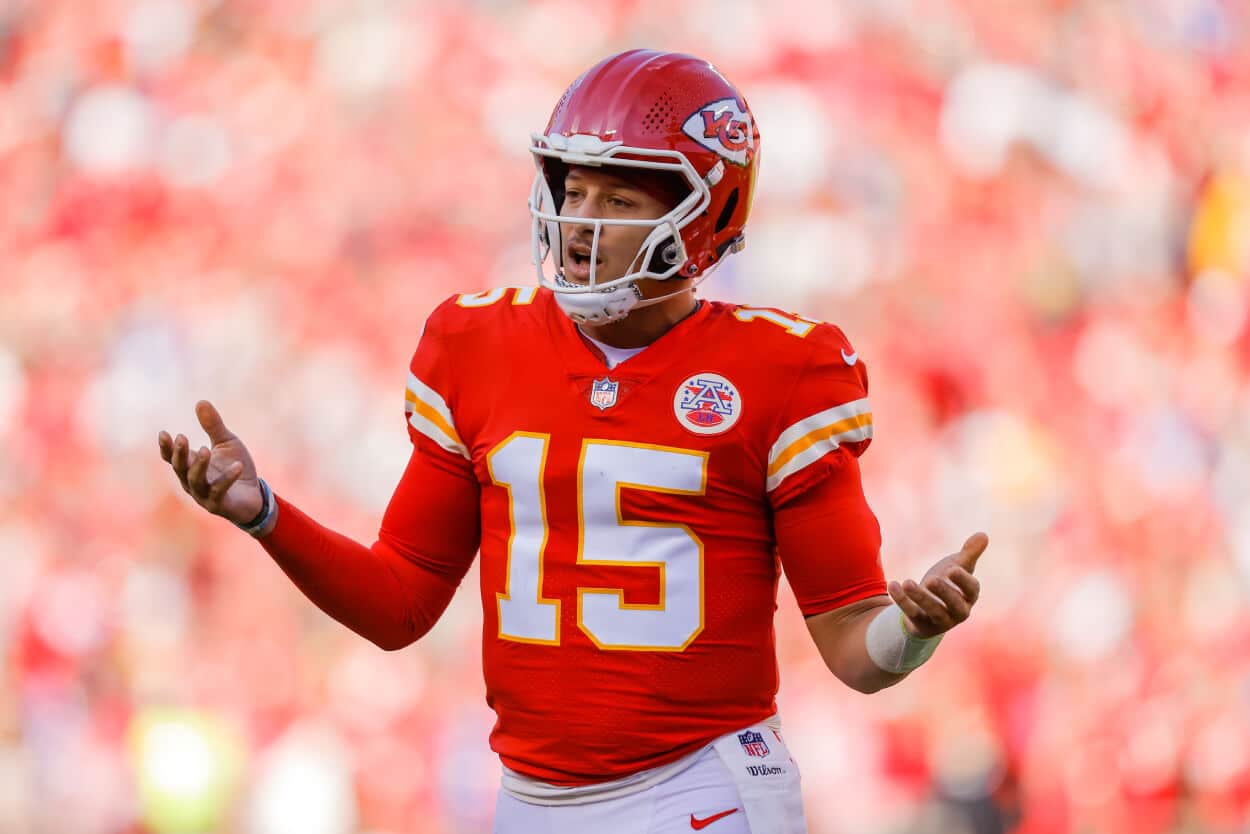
xmin=406 ymin=372 xmax=456 ymax=427
xmin=767 ymin=397 xmax=871 ymax=466
xmin=768 ymin=412 xmax=872 ymax=478
xmin=408 ymin=412 xmax=470 ymax=459
xmin=405 ymin=372 xmax=468 ymax=458
xmin=765 ymin=424 xmax=873 ymax=492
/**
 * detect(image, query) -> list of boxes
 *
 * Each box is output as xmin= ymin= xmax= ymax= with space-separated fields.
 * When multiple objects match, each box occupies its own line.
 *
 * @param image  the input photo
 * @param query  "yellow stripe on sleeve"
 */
xmin=765 ymin=398 xmax=874 ymax=492
xmin=766 ymin=412 xmax=873 ymax=479
xmin=405 ymin=374 xmax=469 ymax=459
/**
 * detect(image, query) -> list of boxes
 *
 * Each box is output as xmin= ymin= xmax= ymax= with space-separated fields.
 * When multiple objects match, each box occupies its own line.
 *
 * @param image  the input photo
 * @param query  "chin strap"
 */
xmin=550 ymin=266 xmax=718 ymax=325
xmin=551 ymin=276 xmax=644 ymax=324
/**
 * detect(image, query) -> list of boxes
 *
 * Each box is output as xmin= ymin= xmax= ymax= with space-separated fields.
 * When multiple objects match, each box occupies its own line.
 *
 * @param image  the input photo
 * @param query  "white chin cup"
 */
xmin=552 ymin=280 xmax=642 ymax=324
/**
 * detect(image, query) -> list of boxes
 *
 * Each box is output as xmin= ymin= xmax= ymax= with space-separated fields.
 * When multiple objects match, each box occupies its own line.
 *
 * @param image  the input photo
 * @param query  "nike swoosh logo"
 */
xmin=691 ymin=808 xmax=740 ymax=830
xmin=841 ymin=348 xmax=858 ymax=365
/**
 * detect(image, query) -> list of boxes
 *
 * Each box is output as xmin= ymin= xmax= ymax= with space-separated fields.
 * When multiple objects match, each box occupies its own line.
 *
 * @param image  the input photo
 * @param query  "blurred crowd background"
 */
xmin=3 ymin=0 xmax=1250 ymax=832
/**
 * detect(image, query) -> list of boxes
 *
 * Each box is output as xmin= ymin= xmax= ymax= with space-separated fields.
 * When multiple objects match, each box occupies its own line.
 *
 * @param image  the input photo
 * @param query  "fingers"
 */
xmin=889 ymin=571 xmax=978 ymax=638
xmin=196 ymin=400 xmax=235 ymax=446
xmin=186 ymin=445 xmax=242 ymax=507
xmin=947 ymin=566 xmax=981 ymax=606
xmin=159 ymin=415 xmax=246 ymax=515
xmin=168 ymin=433 xmax=192 ymax=494
xmin=186 ymin=445 xmax=211 ymax=500
xmin=901 ymin=578 xmax=949 ymax=624
xmin=887 ymin=580 xmax=926 ymax=627
xmin=953 ymin=532 xmax=989 ymax=573
xmin=924 ymin=575 xmax=971 ymax=622
xmin=888 ymin=579 xmax=949 ymax=635
xmin=207 ymin=460 xmax=245 ymax=505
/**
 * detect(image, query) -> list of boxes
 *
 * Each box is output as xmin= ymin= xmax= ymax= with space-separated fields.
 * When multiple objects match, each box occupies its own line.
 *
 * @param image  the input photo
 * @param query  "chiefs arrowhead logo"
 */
xmin=682 ymin=98 xmax=755 ymax=167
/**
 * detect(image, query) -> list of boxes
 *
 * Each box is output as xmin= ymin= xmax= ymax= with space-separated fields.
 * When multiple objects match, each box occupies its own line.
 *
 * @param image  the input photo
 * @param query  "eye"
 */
xmin=607 ymin=196 xmax=632 ymax=209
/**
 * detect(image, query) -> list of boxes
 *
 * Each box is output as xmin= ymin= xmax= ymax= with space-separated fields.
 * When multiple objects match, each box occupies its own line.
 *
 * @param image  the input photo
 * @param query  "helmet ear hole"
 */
xmin=714 ymin=187 xmax=740 ymax=234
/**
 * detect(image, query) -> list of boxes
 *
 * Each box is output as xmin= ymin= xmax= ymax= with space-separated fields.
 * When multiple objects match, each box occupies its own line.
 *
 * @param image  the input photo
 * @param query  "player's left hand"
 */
xmin=887 ymin=533 xmax=987 ymax=640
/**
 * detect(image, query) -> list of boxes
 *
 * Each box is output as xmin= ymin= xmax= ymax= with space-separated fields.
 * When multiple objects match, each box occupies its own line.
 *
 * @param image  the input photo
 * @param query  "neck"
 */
xmin=579 ymin=291 xmax=699 ymax=349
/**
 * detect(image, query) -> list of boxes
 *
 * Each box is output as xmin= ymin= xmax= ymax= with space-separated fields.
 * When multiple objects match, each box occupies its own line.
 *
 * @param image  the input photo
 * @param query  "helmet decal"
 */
xmin=682 ymin=98 xmax=755 ymax=167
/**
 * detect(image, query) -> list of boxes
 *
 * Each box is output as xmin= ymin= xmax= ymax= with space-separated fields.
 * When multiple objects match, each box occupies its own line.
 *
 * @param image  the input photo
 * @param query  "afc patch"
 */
xmin=737 ymin=730 xmax=770 ymax=759
xmin=674 ymin=372 xmax=741 ymax=435
xmin=590 ymin=377 xmax=619 ymax=411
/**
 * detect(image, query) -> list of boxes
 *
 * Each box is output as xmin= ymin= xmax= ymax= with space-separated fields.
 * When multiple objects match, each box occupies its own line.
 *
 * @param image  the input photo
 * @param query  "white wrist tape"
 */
xmin=865 ymin=603 xmax=943 ymax=673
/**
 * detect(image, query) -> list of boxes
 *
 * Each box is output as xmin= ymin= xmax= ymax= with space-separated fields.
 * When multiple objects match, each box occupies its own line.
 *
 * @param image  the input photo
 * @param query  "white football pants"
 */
xmin=492 ymin=720 xmax=807 ymax=834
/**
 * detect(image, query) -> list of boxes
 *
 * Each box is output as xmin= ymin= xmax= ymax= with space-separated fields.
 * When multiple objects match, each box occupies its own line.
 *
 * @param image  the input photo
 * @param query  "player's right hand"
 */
xmin=158 ymin=400 xmax=263 ymax=525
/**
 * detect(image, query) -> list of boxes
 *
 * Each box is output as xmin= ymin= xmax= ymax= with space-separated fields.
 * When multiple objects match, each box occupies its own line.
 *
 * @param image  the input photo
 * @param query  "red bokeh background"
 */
xmin=3 ymin=1 xmax=1250 ymax=832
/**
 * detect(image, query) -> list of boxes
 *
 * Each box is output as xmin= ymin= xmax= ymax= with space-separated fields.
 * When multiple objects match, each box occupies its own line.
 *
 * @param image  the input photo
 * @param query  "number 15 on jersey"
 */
xmin=488 ymin=433 xmax=708 ymax=652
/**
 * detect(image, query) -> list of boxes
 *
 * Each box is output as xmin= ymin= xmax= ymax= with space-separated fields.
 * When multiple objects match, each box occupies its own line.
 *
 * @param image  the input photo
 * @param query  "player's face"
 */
xmin=559 ymin=166 xmax=676 ymax=286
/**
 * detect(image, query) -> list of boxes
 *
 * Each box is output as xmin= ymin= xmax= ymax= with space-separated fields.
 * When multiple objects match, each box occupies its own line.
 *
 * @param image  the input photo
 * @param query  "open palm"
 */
xmin=157 ymin=400 xmax=263 ymax=525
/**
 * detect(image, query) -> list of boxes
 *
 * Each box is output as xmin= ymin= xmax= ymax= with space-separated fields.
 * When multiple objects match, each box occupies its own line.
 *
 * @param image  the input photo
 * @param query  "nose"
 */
xmin=561 ymin=198 xmax=594 ymax=238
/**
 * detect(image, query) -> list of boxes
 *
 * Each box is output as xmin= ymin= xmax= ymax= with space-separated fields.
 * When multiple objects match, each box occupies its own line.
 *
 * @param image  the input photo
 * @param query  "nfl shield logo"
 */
xmin=737 ymin=730 xmax=770 ymax=758
xmin=590 ymin=377 xmax=619 ymax=411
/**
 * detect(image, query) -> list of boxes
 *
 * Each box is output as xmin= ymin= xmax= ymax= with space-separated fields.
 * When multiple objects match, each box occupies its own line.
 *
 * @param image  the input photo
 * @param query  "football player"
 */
xmin=158 ymin=49 xmax=988 ymax=834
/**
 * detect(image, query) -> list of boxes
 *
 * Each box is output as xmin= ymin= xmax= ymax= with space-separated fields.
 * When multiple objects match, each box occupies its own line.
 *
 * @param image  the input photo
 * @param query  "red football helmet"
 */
xmin=529 ymin=49 xmax=761 ymax=323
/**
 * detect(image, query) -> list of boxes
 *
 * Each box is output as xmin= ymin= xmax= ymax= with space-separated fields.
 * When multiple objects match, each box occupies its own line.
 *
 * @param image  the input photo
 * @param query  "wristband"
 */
xmin=235 ymin=478 xmax=277 ymax=537
xmin=865 ymin=602 xmax=943 ymax=673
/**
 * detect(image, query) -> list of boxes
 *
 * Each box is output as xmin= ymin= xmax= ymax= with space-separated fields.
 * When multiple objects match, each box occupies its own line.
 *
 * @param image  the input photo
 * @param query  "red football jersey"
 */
xmin=403 ymin=287 xmax=882 ymax=784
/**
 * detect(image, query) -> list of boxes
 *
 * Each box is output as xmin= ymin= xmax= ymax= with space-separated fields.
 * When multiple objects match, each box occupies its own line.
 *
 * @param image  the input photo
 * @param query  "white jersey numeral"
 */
xmin=578 ymin=441 xmax=708 ymax=651
xmin=489 ymin=433 xmax=561 ymax=644
xmin=488 ymin=435 xmax=708 ymax=651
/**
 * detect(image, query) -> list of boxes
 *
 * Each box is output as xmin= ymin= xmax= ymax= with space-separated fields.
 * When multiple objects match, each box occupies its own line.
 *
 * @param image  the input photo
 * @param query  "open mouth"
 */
xmin=567 ymin=245 xmax=601 ymax=268
xmin=564 ymin=244 xmax=604 ymax=282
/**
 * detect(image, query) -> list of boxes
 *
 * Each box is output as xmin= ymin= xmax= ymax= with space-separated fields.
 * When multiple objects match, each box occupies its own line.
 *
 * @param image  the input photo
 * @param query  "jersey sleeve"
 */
xmin=773 ymin=451 xmax=885 ymax=616
xmin=766 ymin=322 xmax=873 ymax=508
xmin=256 ymin=297 xmax=483 ymax=650
xmin=760 ymin=320 xmax=870 ymax=502
xmin=388 ymin=295 xmax=483 ymax=577
xmin=261 ymin=442 xmax=480 ymax=649
xmin=767 ymin=322 xmax=883 ymax=616
xmin=405 ymin=297 xmax=471 ymax=463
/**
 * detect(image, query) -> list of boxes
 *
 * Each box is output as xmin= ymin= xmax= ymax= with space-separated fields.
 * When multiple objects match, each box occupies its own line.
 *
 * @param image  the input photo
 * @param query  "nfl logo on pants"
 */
xmin=737 ymin=730 xmax=770 ymax=758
